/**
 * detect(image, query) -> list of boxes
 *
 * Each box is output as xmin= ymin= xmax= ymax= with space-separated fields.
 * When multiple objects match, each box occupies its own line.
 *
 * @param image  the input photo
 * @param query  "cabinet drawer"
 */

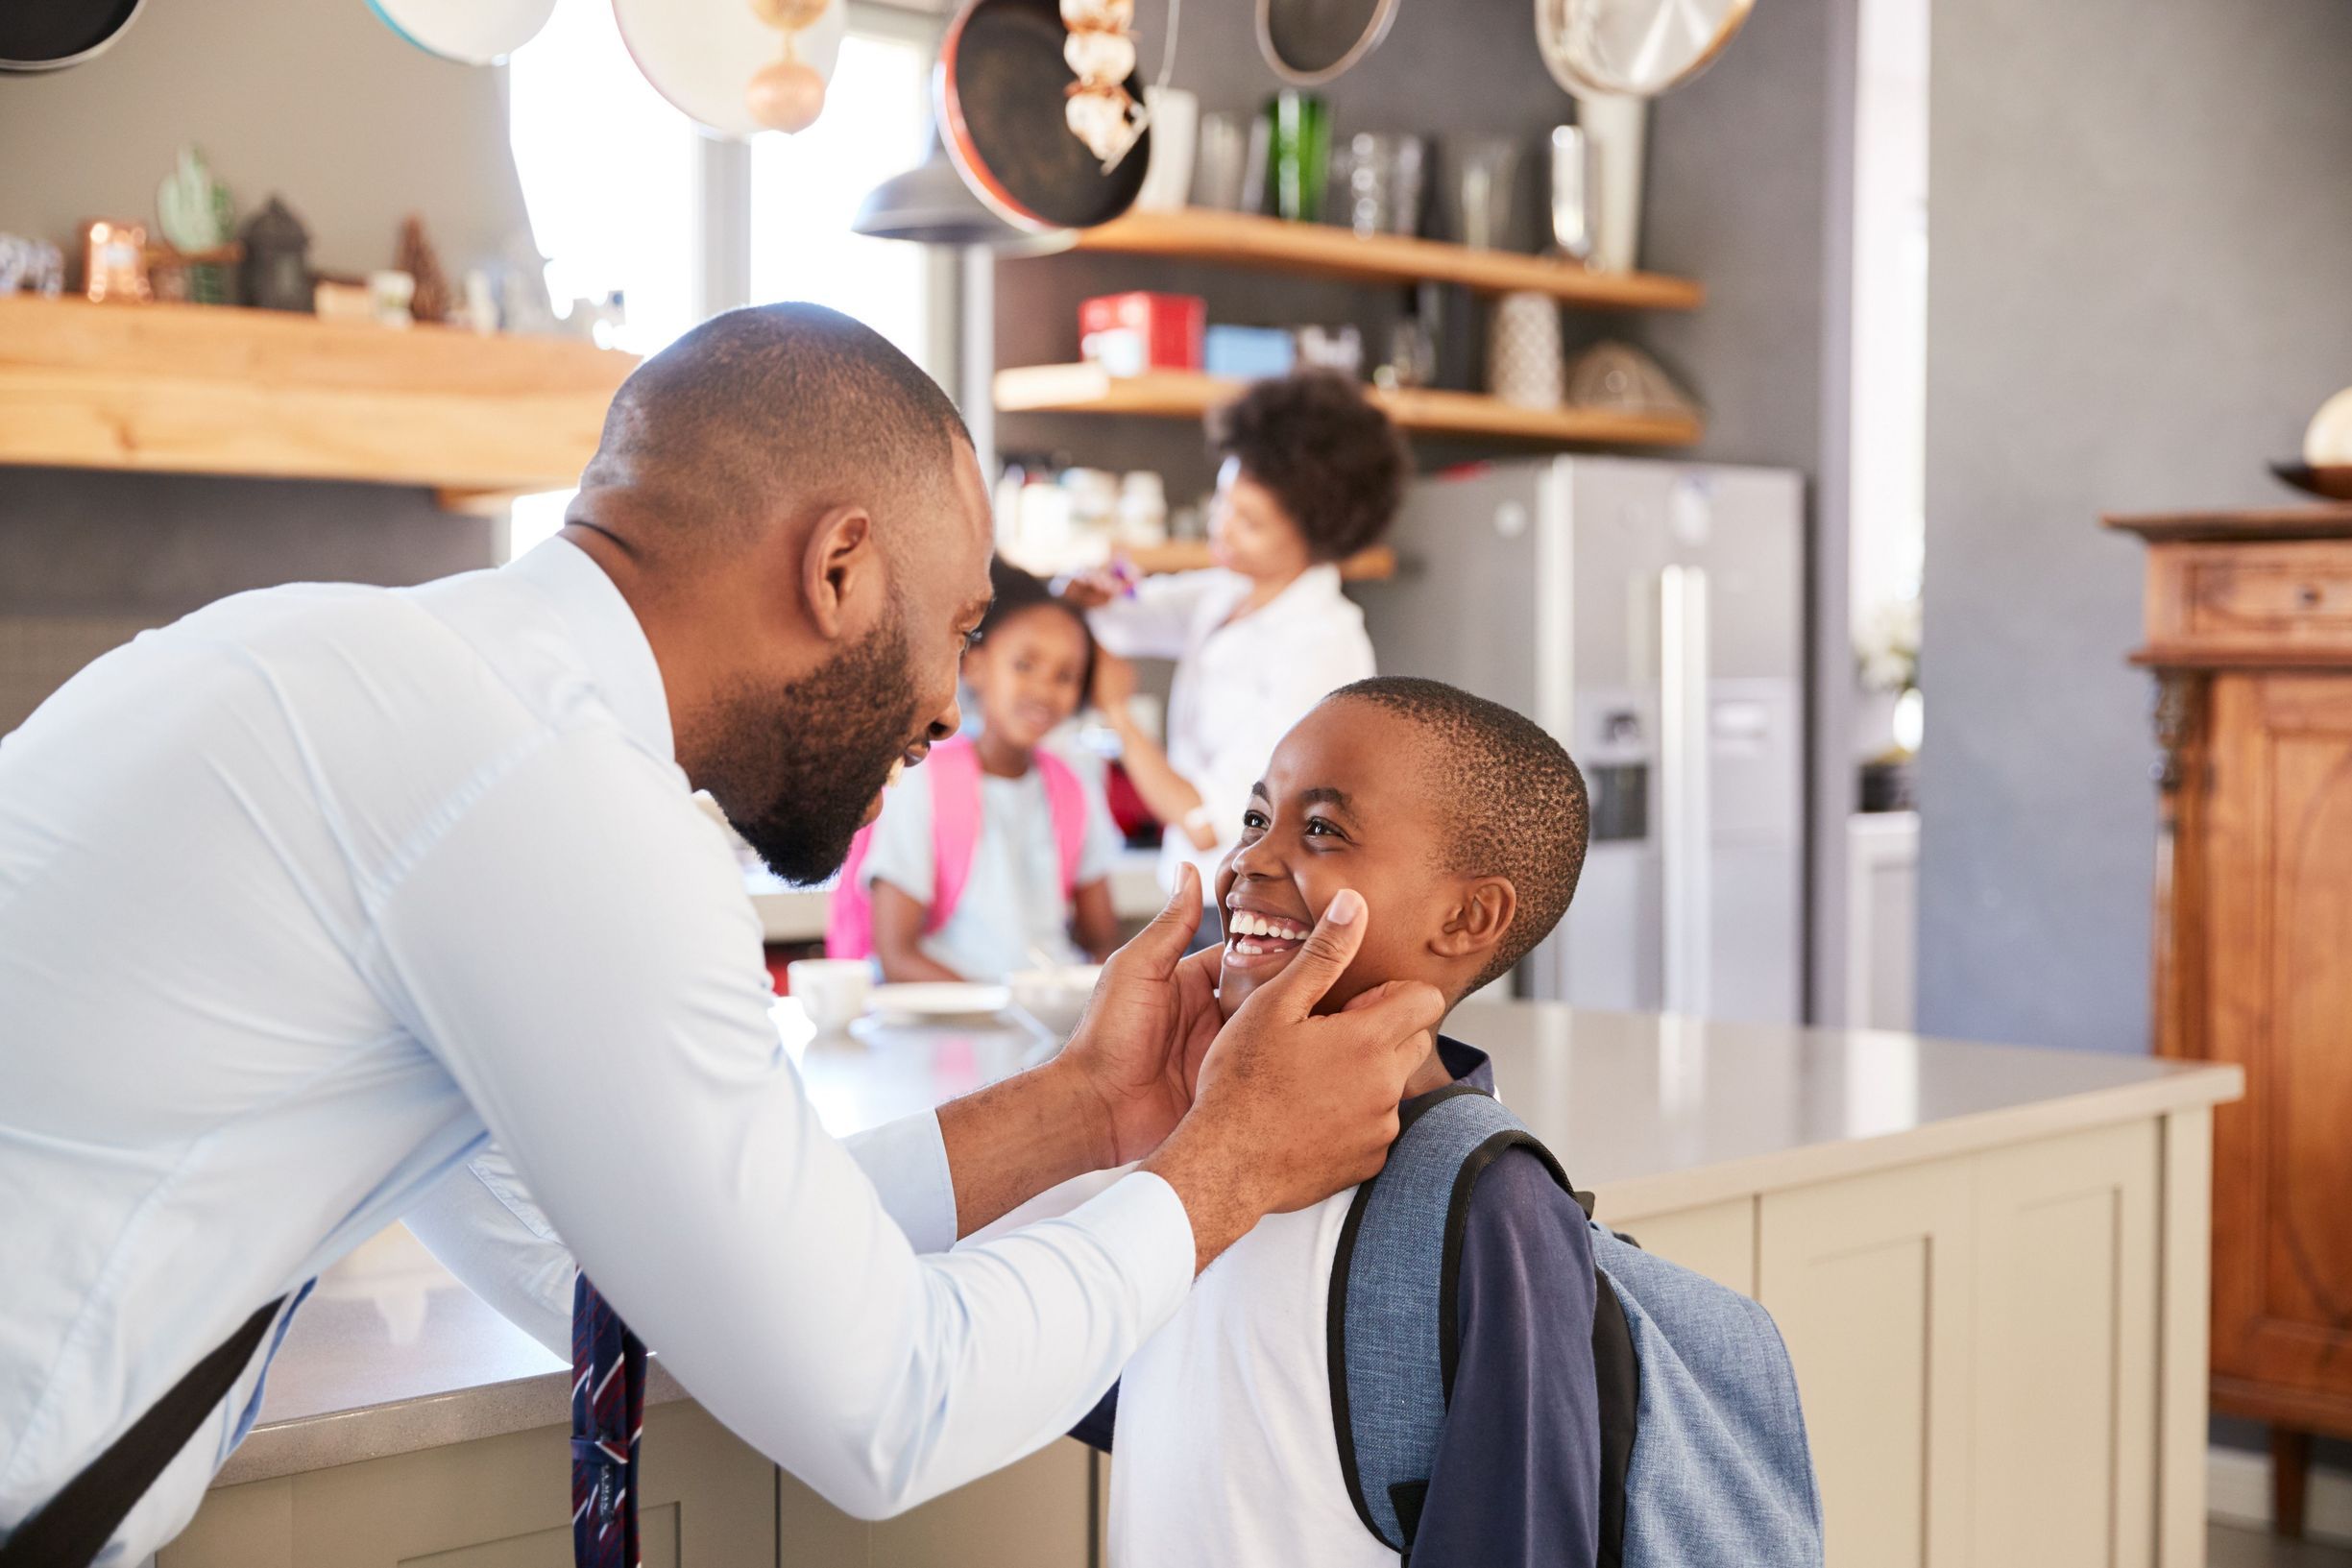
xmin=2146 ymin=542 xmax=2352 ymax=652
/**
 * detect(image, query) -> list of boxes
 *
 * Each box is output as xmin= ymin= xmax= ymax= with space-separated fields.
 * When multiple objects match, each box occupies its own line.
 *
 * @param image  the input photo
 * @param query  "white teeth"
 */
xmin=1226 ymin=912 xmax=1303 ymax=943
xmin=886 ymin=758 xmax=906 ymax=789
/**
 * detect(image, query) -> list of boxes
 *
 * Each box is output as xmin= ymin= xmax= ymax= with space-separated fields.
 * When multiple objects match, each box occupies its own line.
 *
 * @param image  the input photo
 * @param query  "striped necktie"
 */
xmin=571 ymin=1273 xmax=646 ymax=1568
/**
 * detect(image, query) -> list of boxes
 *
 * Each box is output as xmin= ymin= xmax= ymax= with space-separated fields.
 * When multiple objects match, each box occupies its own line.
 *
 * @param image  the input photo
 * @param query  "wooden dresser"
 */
xmin=2110 ymin=502 xmax=2352 ymax=1537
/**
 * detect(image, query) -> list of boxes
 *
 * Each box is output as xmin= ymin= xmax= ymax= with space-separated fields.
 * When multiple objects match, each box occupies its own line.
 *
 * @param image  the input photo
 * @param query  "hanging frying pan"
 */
xmin=615 ymin=0 xmax=848 ymax=138
xmin=938 ymin=0 xmax=1150 ymax=233
xmin=1535 ymin=0 xmax=1752 ymax=97
xmin=365 ymin=0 xmax=557 ymax=65
xmin=0 ymin=0 xmax=148 ymax=72
xmin=1256 ymin=0 xmax=1400 ymax=86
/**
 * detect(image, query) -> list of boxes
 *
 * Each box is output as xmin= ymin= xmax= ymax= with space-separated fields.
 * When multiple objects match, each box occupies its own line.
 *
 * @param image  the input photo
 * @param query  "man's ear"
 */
xmin=1431 ymin=877 xmax=1516 ymax=970
xmin=801 ymin=505 xmax=884 ymax=642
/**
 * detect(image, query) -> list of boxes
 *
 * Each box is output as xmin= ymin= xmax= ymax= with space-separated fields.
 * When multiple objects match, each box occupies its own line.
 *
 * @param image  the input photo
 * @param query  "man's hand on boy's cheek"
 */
xmin=1057 ymin=866 xmax=1226 ymax=1166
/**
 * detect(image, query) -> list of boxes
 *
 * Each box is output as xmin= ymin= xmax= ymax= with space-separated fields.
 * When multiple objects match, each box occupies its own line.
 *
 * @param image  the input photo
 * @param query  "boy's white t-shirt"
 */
xmin=859 ymin=751 xmax=1123 ymax=981
xmin=1107 ymin=1188 xmax=1395 ymax=1568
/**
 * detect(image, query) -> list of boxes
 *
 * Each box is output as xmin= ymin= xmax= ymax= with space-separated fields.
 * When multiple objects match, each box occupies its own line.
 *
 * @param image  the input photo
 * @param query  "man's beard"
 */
xmin=699 ymin=615 xmax=922 ymax=885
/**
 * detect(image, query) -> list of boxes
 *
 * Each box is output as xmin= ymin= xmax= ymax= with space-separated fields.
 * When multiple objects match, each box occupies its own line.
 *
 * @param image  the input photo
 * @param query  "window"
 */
xmin=502 ymin=0 xmax=951 ymax=559
xmin=748 ymin=30 xmax=939 ymax=370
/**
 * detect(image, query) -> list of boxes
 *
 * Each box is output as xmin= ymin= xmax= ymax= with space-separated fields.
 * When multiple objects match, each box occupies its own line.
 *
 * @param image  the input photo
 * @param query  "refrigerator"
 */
xmin=1356 ymin=456 xmax=1806 ymax=1024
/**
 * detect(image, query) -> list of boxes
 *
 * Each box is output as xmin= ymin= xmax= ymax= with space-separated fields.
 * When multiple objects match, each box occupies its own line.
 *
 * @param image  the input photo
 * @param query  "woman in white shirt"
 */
xmin=1069 ymin=372 xmax=1410 ymax=939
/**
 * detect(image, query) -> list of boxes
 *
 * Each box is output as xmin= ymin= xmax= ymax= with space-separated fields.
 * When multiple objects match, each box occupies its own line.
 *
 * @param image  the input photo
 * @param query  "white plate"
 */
xmin=367 ymin=0 xmax=556 ymax=64
xmin=866 ymin=982 xmax=1013 ymax=1020
xmin=614 ymin=0 xmax=847 ymax=139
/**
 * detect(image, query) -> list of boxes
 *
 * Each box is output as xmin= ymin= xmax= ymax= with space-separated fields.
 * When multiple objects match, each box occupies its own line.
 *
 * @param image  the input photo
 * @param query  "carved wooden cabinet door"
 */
xmin=2197 ymin=671 xmax=2352 ymax=1421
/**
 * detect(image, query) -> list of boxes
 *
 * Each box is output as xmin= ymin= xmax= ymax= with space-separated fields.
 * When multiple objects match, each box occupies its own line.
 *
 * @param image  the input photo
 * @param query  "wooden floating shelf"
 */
xmin=1055 ymin=207 xmax=1704 ymax=312
xmin=0 ymin=297 xmax=638 ymax=500
xmin=995 ymin=364 xmax=1702 ymax=448
xmin=1125 ymin=540 xmax=1395 ymax=581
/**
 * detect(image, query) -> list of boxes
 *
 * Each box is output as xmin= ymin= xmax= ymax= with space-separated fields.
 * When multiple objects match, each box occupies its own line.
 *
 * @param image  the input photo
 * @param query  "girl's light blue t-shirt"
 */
xmin=859 ymin=753 xmax=1123 ymax=981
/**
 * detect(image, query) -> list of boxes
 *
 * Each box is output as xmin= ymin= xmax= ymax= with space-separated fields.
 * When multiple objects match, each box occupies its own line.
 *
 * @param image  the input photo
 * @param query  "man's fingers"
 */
xmin=1256 ymin=887 xmax=1368 ymax=1018
xmin=1118 ymin=863 xmax=1202 ymax=975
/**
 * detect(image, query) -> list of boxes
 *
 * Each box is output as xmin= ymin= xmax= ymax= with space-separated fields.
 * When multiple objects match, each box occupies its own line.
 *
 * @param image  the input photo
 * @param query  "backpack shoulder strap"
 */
xmin=924 ymin=737 xmax=984 ymax=931
xmin=1328 ymin=1087 xmax=1573 ymax=1556
xmin=1031 ymin=748 xmax=1091 ymax=899
xmin=823 ymin=824 xmax=881 ymax=958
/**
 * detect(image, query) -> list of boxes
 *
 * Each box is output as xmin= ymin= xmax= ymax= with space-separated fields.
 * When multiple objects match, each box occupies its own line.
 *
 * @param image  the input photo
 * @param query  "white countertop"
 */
xmin=218 ymin=1000 xmax=2239 ymax=1485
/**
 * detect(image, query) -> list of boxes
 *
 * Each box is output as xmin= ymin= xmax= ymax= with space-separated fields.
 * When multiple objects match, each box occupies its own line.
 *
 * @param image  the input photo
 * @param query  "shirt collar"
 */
xmin=504 ymin=536 xmax=676 ymax=763
xmin=1265 ymin=562 xmax=1346 ymax=616
xmin=1396 ymin=1035 xmax=1496 ymax=1114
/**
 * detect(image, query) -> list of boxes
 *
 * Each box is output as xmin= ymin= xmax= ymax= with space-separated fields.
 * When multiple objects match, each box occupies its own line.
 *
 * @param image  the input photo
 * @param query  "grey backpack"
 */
xmin=1327 ymin=1086 xmax=1824 ymax=1566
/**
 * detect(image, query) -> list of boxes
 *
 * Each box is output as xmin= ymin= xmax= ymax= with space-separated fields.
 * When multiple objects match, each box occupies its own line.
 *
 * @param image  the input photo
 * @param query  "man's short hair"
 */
xmin=581 ymin=302 xmax=970 ymax=555
xmin=1207 ymin=371 xmax=1410 ymax=563
xmin=1327 ymin=676 xmax=1589 ymax=991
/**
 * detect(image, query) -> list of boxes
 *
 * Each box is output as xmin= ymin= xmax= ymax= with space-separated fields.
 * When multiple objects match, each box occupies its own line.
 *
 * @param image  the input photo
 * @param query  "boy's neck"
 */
xmin=1399 ymin=1031 xmax=1451 ymax=1099
xmin=975 ymin=730 xmax=1036 ymax=780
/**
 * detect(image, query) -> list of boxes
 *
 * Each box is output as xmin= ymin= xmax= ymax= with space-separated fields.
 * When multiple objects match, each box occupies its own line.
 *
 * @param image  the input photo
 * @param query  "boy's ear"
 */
xmin=1431 ymin=877 xmax=1516 ymax=968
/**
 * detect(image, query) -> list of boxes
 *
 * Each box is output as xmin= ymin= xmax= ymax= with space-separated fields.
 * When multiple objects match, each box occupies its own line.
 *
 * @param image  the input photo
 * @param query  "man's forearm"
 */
xmin=936 ymin=1056 xmax=1120 ymax=1237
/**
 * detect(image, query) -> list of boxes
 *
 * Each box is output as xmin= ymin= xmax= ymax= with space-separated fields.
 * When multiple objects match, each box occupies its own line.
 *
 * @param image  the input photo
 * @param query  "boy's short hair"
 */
xmin=1327 ymin=677 xmax=1589 ymax=991
xmin=1207 ymin=371 xmax=1410 ymax=563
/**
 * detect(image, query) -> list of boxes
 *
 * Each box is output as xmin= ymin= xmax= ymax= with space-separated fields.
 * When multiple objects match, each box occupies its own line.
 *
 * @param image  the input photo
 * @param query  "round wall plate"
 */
xmin=0 ymin=0 xmax=148 ymax=72
xmin=366 ymin=0 xmax=558 ymax=65
xmin=938 ymin=0 xmax=1149 ymax=233
xmin=1535 ymin=0 xmax=1753 ymax=98
xmin=1256 ymin=0 xmax=1401 ymax=86
xmin=615 ymin=0 xmax=847 ymax=139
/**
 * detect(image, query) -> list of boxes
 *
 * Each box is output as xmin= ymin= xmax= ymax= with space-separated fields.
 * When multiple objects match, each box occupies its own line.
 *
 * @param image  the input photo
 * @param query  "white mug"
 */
xmin=1136 ymin=86 xmax=1199 ymax=212
xmin=787 ymin=958 xmax=871 ymax=1034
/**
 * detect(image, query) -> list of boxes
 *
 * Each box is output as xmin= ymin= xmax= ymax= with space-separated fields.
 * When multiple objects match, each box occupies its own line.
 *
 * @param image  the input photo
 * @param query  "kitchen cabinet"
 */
xmin=165 ymin=1409 xmax=1095 ymax=1568
xmin=2111 ymin=503 xmax=2352 ymax=1538
xmin=159 ymin=1401 xmax=774 ymax=1568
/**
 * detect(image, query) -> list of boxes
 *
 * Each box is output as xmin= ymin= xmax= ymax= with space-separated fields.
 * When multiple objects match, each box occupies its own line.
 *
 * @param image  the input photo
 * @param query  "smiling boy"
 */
xmin=1077 ymin=676 xmax=1599 ymax=1568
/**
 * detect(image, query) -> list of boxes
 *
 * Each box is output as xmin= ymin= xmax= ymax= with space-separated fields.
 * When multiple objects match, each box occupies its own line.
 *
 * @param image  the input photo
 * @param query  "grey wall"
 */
xmin=0 ymin=0 xmax=525 ymax=721
xmin=1916 ymin=0 xmax=2352 ymax=1052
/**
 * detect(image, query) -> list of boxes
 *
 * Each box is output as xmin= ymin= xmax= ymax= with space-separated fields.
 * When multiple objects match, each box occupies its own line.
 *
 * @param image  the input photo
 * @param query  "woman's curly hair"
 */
xmin=1206 ymin=370 xmax=1411 ymax=562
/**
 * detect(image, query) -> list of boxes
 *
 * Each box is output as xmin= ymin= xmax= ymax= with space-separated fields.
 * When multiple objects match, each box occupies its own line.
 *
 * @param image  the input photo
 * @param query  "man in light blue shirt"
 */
xmin=0 ymin=304 xmax=1443 ymax=1563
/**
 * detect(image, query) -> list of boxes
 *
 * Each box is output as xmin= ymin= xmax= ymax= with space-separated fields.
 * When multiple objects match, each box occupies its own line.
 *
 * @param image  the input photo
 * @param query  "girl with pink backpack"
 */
xmin=827 ymin=563 xmax=1124 ymax=981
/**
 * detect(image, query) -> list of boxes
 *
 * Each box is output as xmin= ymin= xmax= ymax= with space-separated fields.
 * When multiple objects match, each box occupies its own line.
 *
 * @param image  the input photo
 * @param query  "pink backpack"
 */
xmin=825 ymin=736 xmax=1092 ymax=960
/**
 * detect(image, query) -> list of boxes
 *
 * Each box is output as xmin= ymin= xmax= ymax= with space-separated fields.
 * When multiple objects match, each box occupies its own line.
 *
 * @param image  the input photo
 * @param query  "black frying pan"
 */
xmin=0 ymin=0 xmax=148 ymax=71
xmin=937 ymin=0 xmax=1150 ymax=233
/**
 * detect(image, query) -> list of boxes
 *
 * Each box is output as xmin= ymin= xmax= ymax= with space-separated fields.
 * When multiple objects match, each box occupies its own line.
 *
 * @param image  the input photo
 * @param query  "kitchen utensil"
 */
xmin=1135 ymin=86 xmax=1200 ymax=212
xmin=867 ymin=981 xmax=1014 ymax=1021
xmin=1257 ymin=0 xmax=1401 ymax=85
xmin=1331 ymin=133 xmax=1427 ymax=238
xmin=1445 ymin=137 xmax=1525 ymax=252
xmin=939 ymin=0 xmax=1152 ymax=231
xmin=1547 ymin=125 xmax=1593 ymax=260
xmin=854 ymin=132 xmax=1027 ymax=247
xmin=1192 ymin=111 xmax=1254 ymax=210
xmin=0 ymin=0 xmax=146 ymax=71
xmin=1487 ymin=291 xmax=1563 ymax=408
xmin=1006 ymin=963 xmax=1103 ymax=1039
xmin=1535 ymin=0 xmax=1753 ymax=97
xmin=1576 ymin=90 xmax=1646 ymax=271
xmin=1268 ymin=90 xmax=1331 ymax=223
xmin=366 ymin=0 xmax=554 ymax=64
xmin=2270 ymin=463 xmax=2352 ymax=502
xmin=787 ymin=958 xmax=872 ymax=1033
xmin=614 ymin=0 xmax=846 ymax=139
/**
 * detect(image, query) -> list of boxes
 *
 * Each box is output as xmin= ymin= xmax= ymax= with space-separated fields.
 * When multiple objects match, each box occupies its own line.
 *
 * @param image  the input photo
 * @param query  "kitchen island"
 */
xmin=158 ymin=1001 xmax=2240 ymax=1568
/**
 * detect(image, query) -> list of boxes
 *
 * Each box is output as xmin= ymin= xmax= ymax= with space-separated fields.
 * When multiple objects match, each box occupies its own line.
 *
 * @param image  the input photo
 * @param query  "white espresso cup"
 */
xmin=787 ymin=958 xmax=871 ymax=1034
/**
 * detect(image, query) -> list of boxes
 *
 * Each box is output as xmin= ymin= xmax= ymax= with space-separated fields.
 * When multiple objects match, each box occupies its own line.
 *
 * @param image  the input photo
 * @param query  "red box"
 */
xmin=1079 ymin=291 xmax=1205 ymax=374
